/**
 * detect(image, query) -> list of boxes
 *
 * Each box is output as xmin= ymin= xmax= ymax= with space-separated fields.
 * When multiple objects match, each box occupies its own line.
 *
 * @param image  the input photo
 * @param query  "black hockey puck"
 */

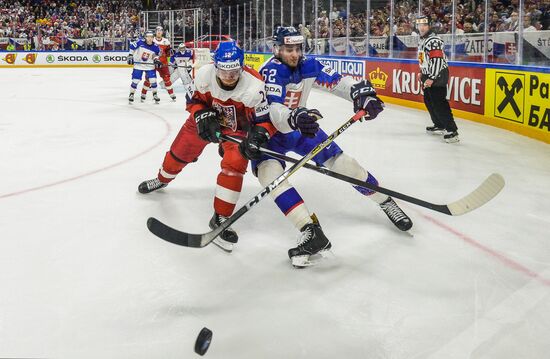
xmin=194 ymin=327 xmax=213 ymax=356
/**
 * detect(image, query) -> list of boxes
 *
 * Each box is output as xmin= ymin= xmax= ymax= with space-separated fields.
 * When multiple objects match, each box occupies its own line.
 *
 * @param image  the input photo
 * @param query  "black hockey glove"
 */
xmin=239 ymin=125 xmax=270 ymax=160
xmin=288 ymin=107 xmax=322 ymax=138
xmin=154 ymin=58 xmax=162 ymax=69
xmin=127 ymin=55 xmax=133 ymax=65
xmin=350 ymin=80 xmax=385 ymax=120
xmin=195 ymin=108 xmax=221 ymax=143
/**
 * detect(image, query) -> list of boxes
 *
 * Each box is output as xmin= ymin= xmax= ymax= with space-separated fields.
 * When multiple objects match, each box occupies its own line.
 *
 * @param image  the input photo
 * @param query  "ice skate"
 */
xmin=138 ymin=178 xmax=167 ymax=194
xmin=210 ymin=213 xmax=238 ymax=252
xmin=426 ymin=126 xmax=445 ymax=135
xmin=444 ymin=131 xmax=460 ymax=143
xmin=380 ymin=197 xmax=413 ymax=231
xmin=288 ymin=215 xmax=332 ymax=268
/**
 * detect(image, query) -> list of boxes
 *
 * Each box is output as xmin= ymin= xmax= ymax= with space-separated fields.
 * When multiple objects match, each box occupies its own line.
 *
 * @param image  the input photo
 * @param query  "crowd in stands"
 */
xmin=311 ymin=0 xmax=550 ymax=38
xmin=1 ymin=0 xmax=549 ymax=51
xmin=0 ymin=0 xmax=143 ymax=49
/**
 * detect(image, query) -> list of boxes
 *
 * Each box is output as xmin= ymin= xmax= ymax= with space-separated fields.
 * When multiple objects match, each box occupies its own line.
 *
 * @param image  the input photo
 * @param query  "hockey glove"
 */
xmin=288 ymin=107 xmax=322 ymax=138
xmin=350 ymin=80 xmax=385 ymax=120
xmin=239 ymin=125 xmax=270 ymax=160
xmin=195 ymin=108 xmax=221 ymax=143
xmin=154 ymin=58 xmax=162 ymax=69
xmin=127 ymin=55 xmax=134 ymax=65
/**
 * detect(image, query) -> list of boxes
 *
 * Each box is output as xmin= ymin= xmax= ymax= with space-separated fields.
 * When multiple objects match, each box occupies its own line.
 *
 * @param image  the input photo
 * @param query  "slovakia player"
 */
xmin=138 ymin=42 xmax=274 ymax=252
xmin=142 ymin=26 xmax=176 ymax=102
xmin=240 ymin=27 xmax=413 ymax=267
xmin=127 ymin=31 xmax=161 ymax=104
xmin=169 ymin=43 xmax=194 ymax=96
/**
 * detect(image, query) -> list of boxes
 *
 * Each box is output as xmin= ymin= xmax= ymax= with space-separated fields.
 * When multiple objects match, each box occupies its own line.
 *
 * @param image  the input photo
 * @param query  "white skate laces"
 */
xmin=145 ymin=178 xmax=164 ymax=191
xmin=380 ymin=199 xmax=407 ymax=223
xmin=297 ymin=225 xmax=314 ymax=247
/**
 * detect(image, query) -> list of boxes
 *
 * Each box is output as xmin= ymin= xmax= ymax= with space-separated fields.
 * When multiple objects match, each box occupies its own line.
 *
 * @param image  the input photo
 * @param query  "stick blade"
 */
xmin=147 ymin=217 xmax=206 ymax=248
xmin=446 ymin=173 xmax=505 ymax=216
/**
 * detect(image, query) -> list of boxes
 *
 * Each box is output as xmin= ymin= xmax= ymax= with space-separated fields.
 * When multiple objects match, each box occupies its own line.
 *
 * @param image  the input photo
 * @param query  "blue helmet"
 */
xmin=273 ymin=26 xmax=304 ymax=47
xmin=213 ymin=41 xmax=244 ymax=70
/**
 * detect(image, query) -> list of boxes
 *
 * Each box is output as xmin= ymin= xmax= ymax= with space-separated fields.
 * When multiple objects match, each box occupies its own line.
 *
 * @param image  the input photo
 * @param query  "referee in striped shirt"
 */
xmin=416 ymin=15 xmax=459 ymax=143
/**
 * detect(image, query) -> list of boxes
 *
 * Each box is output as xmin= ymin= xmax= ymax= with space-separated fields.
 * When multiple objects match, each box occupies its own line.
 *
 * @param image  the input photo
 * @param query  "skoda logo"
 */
xmin=92 ymin=54 xmax=101 ymax=63
xmin=46 ymin=55 xmax=55 ymax=63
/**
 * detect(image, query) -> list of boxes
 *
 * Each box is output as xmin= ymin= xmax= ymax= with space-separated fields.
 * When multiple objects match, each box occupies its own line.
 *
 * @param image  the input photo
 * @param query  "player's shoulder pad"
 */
xmin=155 ymin=37 xmax=170 ymax=46
xmin=260 ymin=57 xmax=291 ymax=82
xmin=240 ymin=67 xmax=268 ymax=106
xmin=193 ymin=63 xmax=214 ymax=93
xmin=300 ymin=56 xmax=330 ymax=77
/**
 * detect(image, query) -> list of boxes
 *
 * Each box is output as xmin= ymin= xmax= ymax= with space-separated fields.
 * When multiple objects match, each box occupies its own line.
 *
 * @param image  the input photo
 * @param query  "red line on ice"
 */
xmin=414 ymin=209 xmax=550 ymax=287
xmin=0 ymin=109 xmax=171 ymax=199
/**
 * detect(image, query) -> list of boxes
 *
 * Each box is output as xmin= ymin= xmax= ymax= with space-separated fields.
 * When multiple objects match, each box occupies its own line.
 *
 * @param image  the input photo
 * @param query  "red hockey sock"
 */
xmin=213 ymin=169 xmax=243 ymax=217
xmin=157 ymin=151 xmax=189 ymax=183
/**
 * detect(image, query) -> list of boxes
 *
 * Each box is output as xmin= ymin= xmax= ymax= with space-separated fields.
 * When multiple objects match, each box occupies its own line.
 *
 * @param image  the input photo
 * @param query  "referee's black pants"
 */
xmin=422 ymin=70 xmax=458 ymax=132
xmin=423 ymin=86 xmax=458 ymax=132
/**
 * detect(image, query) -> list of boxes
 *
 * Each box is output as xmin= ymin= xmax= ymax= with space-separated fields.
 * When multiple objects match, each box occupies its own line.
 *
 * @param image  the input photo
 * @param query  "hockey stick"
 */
xmin=146 ymin=110 xmax=368 ymax=248
xmin=131 ymin=61 xmax=178 ymax=69
xmin=221 ymin=135 xmax=505 ymax=216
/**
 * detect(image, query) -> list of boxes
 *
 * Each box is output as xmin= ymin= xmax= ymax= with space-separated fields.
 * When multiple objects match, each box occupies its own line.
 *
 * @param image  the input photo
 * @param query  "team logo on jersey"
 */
xmin=92 ymin=54 xmax=101 ymax=63
xmin=23 ymin=53 xmax=36 ymax=64
xmin=494 ymin=72 xmax=524 ymax=123
xmin=2 ymin=53 xmax=17 ymax=64
xmin=284 ymin=90 xmax=302 ymax=109
xmin=212 ymin=103 xmax=238 ymax=131
xmin=321 ymin=65 xmax=336 ymax=76
xmin=141 ymin=52 xmax=150 ymax=62
xmin=46 ymin=55 xmax=55 ymax=63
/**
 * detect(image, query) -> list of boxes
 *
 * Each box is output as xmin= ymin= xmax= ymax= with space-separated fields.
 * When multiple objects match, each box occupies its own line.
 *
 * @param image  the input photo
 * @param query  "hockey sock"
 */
xmin=324 ymin=153 xmax=389 ymax=204
xmin=142 ymin=79 xmax=150 ymax=95
xmin=165 ymin=79 xmax=174 ymax=95
xmin=158 ymin=151 xmax=189 ymax=183
xmin=258 ymin=160 xmax=312 ymax=230
xmin=214 ymin=168 xmax=243 ymax=217
xmin=130 ymin=78 xmax=139 ymax=92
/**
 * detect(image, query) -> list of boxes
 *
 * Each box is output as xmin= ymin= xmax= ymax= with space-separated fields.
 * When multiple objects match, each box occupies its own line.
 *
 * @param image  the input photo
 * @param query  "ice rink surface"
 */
xmin=1 ymin=68 xmax=549 ymax=359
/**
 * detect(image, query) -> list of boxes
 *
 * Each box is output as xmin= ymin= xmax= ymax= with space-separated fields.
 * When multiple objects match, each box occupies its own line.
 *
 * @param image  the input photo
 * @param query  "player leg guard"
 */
xmin=212 ymin=168 xmax=243 ymax=252
xmin=130 ymin=78 xmax=140 ymax=93
xmin=165 ymin=80 xmax=174 ymax=94
xmin=158 ymin=150 xmax=190 ymax=183
xmin=214 ymin=143 xmax=247 ymax=217
xmin=211 ymin=143 xmax=247 ymax=252
xmin=214 ymin=168 xmax=243 ymax=217
xmin=257 ymin=160 xmax=312 ymax=230
xmin=142 ymin=79 xmax=150 ymax=96
xmin=323 ymin=153 xmax=389 ymax=204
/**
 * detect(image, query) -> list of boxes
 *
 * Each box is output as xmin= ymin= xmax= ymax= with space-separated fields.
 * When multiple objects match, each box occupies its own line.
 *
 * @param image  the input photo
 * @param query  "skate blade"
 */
xmin=212 ymin=238 xmax=234 ymax=253
xmin=291 ymin=249 xmax=333 ymax=268
xmin=426 ymin=130 xmax=445 ymax=135
xmin=445 ymin=137 xmax=460 ymax=143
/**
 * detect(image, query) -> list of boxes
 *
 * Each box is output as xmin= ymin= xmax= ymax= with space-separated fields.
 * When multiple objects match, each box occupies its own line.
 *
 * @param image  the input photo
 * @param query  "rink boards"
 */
xmin=1 ymin=50 xmax=549 ymax=144
xmin=245 ymin=52 xmax=550 ymax=145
